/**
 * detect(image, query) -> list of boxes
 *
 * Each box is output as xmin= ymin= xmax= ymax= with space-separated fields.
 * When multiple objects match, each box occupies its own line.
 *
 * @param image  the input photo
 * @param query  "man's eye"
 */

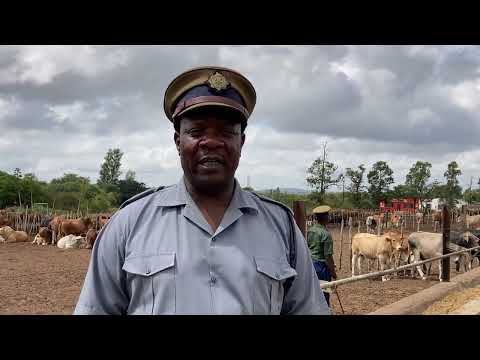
xmin=223 ymin=130 xmax=237 ymax=136
xmin=188 ymin=129 xmax=202 ymax=136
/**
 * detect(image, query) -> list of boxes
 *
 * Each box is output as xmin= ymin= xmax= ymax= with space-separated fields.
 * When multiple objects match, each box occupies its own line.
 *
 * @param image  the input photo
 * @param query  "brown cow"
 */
xmin=390 ymin=213 xmax=403 ymax=228
xmin=49 ymin=216 xmax=65 ymax=232
xmin=85 ymin=229 xmax=98 ymax=249
xmin=59 ymin=217 xmax=92 ymax=237
xmin=48 ymin=215 xmax=66 ymax=245
xmin=32 ymin=227 xmax=52 ymax=245
xmin=0 ymin=226 xmax=30 ymax=243
xmin=97 ymin=214 xmax=111 ymax=229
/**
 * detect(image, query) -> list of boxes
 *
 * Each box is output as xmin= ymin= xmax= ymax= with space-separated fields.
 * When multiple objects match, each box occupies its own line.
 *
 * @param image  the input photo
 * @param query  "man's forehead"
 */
xmin=183 ymin=117 xmax=240 ymax=126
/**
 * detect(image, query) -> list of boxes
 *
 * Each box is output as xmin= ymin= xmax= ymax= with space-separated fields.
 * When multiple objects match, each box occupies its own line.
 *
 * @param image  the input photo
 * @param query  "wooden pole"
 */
xmin=442 ymin=205 xmax=450 ymax=282
xmin=293 ymin=201 xmax=306 ymax=239
xmin=339 ymin=217 xmax=344 ymax=270
xmin=348 ymin=217 xmax=353 ymax=271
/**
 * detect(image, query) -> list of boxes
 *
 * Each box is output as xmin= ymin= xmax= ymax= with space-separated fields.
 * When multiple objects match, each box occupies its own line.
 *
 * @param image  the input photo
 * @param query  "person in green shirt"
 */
xmin=307 ymin=205 xmax=337 ymax=306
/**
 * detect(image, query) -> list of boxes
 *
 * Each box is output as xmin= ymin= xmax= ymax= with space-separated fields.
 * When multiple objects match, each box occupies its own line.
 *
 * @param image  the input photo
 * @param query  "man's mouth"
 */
xmin=198 ymin=157 xmax=225 ymax=169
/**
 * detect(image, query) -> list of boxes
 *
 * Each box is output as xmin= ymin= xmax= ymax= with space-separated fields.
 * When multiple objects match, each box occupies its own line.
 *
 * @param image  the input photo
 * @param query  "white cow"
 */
xmin=57 ymin=234 xmax=86 ymax=249
xmin=466 ymin=215 xmax=480 ymax=228
xmin=351 ymin=233 xmax=402 ymax=281
xmin=408 ymin=231 xmax=473 ymax=281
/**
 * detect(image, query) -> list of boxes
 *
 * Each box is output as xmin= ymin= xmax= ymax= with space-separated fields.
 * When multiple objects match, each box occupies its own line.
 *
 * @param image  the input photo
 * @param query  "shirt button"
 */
xmin=146 ymin=269 xmax=151 ymax=275
xmin=210 ymin=276 xmax=217 ymax=285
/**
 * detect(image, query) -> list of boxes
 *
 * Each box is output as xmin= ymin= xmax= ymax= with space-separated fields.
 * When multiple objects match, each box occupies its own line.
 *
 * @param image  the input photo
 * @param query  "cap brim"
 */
xmin=175 ymin=102 xmax=248 ymax=121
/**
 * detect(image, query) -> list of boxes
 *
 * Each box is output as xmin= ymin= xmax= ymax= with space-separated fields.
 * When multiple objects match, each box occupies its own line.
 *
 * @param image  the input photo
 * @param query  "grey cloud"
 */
xmin=1 ymin=45 xmax=479 ymax=191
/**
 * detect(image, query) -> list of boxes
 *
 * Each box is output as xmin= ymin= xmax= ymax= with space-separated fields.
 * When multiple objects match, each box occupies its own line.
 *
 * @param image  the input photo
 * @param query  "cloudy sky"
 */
xmin=1 ymin=45 xmax=479 ymax=191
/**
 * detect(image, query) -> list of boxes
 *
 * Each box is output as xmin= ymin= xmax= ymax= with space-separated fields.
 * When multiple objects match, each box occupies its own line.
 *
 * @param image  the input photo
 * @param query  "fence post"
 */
xmin=442 ymin=205 xmax=450 ymax=282
xmin=339 ymin=217 xmax=344 ymax=270
xmin=348 ymin=217 xmax=353 ymax=271
xmin=293 ymin=201 xmax=306 ymax=239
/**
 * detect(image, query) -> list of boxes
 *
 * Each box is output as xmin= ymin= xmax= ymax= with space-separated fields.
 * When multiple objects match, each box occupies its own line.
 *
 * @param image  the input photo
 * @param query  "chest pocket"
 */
xmin=254 ymin=257 xmax=297 ymax=315
xmin=122 ymin=253 xmax=176 ymax=315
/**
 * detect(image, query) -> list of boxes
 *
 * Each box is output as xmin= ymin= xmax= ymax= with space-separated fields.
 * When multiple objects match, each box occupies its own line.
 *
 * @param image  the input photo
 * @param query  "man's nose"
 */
xmin=199 ymin=133 xmax=224 ymax=148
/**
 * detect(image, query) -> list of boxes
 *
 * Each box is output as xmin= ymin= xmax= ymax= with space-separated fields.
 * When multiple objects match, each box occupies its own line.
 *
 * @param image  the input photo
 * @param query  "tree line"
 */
xmin=2 ymin=143 xmax=479 ymax=214
xmin=252 ymin=142 xmax=480 ymax=213
xmin=0 ymin=148 xmax=148 ymax=213
xmin=303 ymin=142 xmax=479 ymax=210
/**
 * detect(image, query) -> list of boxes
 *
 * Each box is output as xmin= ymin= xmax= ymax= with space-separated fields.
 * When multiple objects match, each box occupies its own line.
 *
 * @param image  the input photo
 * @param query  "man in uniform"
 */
xmin=307 ymin=205 xmax=337 ymax=307
xmin=74 ymin=66 xmax=329 ymax=315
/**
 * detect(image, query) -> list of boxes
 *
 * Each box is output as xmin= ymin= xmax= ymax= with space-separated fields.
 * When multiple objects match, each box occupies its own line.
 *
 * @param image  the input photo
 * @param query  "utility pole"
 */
xmin=469 ymin=176 xmax=473 ymax=204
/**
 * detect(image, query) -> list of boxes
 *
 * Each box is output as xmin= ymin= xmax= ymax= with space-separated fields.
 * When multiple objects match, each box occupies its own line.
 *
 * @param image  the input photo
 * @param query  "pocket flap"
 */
xmin=123 ymin=253 xmax=175 ymax=277
xmin=254 ymin=257 xmax=297 ymax=281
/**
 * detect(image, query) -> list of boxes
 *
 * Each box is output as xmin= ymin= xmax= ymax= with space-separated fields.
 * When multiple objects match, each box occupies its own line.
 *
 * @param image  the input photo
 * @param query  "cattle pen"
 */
xmin=297 ymin=202 xmax=480 ymax=314
xmin=0 ymin=203 xmax=479 ymax=315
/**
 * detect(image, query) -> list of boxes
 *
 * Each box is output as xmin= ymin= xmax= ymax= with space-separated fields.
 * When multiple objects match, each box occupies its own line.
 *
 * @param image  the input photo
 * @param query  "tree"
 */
xmin=13 ymin=168 xmax=22 ymax=179
xmin=405 ymin=161 xmax=432 ymax=207
xmin=443 ymin=161 xmax=462 ymax=207
xmin=345 ymin=164 xmax=366 ymax=207
xmin=98 ymin=148 xmax=123 ymax=187
xmin=0 ymin=171 xmax=19 ymax=207
xmin=117 ymin=178 xmax=149 ymax=205
xmin=306 ymin=142 xmax=341 ymax=202
xmin=125 ymin=170 xmax=136 ymax=182
xmin=367 ymin=161 xmax=394 ymax=206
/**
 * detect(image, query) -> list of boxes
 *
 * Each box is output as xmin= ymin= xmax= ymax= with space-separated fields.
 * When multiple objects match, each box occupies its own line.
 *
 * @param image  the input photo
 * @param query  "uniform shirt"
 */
xmin=307 ymin=224 xmax=333 ymax=262
xmin=74 ymin=178 xmax=330 ymax=315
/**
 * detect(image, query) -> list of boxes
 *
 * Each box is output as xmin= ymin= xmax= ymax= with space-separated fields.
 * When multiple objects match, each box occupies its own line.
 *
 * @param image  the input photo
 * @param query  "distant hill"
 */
xmin=257 ymin=187 xmax=311 ymax=195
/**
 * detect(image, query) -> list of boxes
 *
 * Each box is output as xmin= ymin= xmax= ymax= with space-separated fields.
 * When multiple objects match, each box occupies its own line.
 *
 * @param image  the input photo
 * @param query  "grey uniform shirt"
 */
xmin=74 ymin=178 xmax=329 ymax=315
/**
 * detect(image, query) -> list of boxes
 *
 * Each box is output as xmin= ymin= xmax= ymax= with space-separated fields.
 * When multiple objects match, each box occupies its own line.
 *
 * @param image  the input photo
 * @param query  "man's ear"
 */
xmin=174 ymin=131 xmax=180 ymax=154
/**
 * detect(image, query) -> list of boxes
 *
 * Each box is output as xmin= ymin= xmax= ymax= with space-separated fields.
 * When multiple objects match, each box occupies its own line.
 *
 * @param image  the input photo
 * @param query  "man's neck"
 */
xmin=183 ymin=178 xmax=236 ymax=233
xmin=184 ymin=178 xmax=235 ymax=207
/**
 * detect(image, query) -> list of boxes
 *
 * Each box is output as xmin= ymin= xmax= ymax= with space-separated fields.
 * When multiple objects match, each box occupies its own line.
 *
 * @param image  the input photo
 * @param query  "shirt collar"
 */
xmin=156 ymin=176 xmax=259 ymax=214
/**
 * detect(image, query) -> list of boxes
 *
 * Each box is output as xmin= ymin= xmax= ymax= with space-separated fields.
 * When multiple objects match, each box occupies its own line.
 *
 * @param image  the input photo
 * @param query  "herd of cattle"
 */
xmin=0 ymin=211 xmax=111 ymax=250
xmin=351 ymin=213 xmax=480 ymax=282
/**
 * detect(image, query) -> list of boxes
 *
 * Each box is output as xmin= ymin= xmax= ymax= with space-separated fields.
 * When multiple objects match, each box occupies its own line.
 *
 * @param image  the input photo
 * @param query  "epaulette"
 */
xmin=251 ymin=192 xmax=297 ymax=301
xmin=251 ymin=192 xmax=294 ymax=216
xmin=119 ymin=186 xmax=167 ymax=210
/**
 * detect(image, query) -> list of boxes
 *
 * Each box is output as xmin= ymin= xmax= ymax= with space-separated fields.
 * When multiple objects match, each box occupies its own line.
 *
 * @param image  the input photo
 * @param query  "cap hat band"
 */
xmin=173 ymin=96 xmax=250 ymax=120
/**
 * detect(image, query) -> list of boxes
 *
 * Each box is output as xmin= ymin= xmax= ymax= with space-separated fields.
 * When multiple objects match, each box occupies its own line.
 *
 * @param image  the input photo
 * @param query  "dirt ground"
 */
xmin=0 ymin=222 xmax=470 ymax=315
xmin=0 ymin=243 xmax=90 ymax=315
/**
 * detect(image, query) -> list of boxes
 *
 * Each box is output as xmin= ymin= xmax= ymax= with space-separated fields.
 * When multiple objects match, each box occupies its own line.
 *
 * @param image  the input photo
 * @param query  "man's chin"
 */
xmin=192 ymin=175 xmax=232 ymax=192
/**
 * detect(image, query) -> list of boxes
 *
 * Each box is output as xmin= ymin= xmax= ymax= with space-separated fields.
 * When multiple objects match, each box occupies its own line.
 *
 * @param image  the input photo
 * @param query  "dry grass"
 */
xmin=423 ymin=286 xmax=480 ymax=315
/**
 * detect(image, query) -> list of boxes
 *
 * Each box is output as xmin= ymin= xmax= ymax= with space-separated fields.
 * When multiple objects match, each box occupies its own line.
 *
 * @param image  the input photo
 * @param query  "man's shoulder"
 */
xmin=116 ymin=185 xmax=176 ymax=216
xmin=248 ymin=192 xmax=293 ymax=217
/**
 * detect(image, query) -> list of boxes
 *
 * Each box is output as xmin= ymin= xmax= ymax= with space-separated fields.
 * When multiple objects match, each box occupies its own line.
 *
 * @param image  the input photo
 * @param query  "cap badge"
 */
xmin=207 ymin=72 xmax=230 ymax=92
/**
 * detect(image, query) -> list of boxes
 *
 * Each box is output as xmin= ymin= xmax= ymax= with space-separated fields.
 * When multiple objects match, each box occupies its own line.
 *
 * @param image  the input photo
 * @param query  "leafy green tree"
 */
xmin=367 ymin=161 xmax=394 ymax=206
xmin=345 ymin=164 xmax=366 ymax=207
xmin=405 ymin=161 xmax=432 ymax=207
xmin=117 ymin=178 xmax=149 ymax=205
xmin=98 ymin=148 xmax=124 ymax=187
xmin=306 ymin=142 xmax=341 ymax=202
xmin=443 ymin=161 xmax=462 ymax=207
xmin=125 ymin=170 xmax=136 ymax=182
xmin=0 ymin=171 xmax=19 ymax=207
